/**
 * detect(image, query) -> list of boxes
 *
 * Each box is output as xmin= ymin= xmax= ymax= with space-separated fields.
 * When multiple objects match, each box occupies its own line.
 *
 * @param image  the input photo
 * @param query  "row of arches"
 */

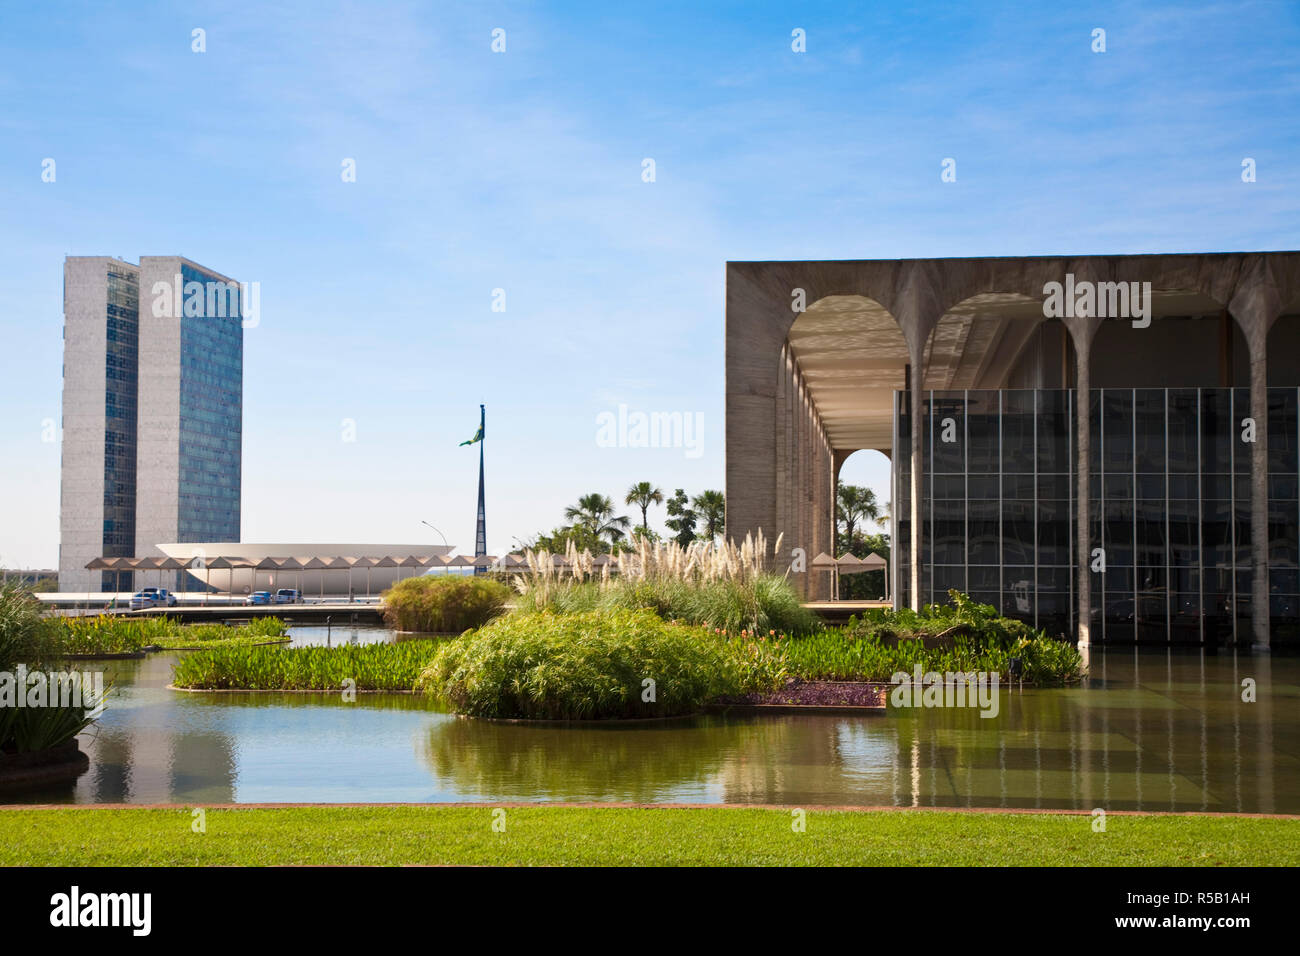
xmin=769 ymin=257 xmax=1300 ymax=645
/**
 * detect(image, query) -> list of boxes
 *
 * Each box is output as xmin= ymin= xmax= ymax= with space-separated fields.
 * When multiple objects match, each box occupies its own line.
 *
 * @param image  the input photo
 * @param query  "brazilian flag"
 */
xmin=460 ymin=423 xmax=484 ymax=446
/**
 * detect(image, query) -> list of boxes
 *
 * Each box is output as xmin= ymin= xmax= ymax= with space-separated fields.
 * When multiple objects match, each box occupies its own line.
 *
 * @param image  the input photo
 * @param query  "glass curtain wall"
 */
xmin=101 ymin=267 xmax=139 ymax=593
xmin=894 ymin=387 xmax=1299 ymax=644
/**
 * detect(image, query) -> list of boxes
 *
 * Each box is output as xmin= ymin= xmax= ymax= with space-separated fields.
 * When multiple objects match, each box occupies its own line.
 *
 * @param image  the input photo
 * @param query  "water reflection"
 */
xmin=285 ymin=624 xmax=395 ymax=647
xmin=7 ymin=647 xmax=1296 ymax=812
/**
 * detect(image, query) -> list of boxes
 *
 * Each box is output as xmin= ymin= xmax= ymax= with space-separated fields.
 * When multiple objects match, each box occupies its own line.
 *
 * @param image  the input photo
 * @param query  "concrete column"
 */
xmin=798 ymin=378 xmax=809 ymax=595
xmin=1074 ymin=334 xmax=1092 ymax=646
xmin=909 ymin=343 xmax=924 ymax=611
xmin=818 ymin=421 xmax=832 ymax=598
xmin=775 ymin=346 xmax=788 ymax=557
xmin=1068 ymin=318 xmax=1102 ymax=646
xmin=1228 ymin=261 xmax=1281 ymax=652
xmin=784 ymin=369 xmax=794 ymax=573
xmin=1248 ymin=342 xmax=1270 ymax=650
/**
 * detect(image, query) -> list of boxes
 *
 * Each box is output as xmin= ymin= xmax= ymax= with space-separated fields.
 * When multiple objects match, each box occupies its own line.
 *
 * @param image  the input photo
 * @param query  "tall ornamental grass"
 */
xmin=381 ymin=576 xmax=511 ymax=633
xmin=418 ymin=608 xmax=787 ymax=720
xmin=512 ymin=532 xmax=820 ymax=636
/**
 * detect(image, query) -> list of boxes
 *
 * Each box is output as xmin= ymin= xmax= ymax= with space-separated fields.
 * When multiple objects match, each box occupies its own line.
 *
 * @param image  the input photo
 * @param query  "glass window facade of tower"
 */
xmin=102 ymin=267 xmax=138 ymax=592
xmin=177 ymin=263 xmax=242 ymax=543
xmin=895 ymin=387 xmax=1300 ymax=644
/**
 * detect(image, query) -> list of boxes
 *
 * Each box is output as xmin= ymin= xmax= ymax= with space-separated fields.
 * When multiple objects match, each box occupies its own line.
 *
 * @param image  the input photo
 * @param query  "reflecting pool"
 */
xmin=8 ymin=645 xmax=1298 ymax=812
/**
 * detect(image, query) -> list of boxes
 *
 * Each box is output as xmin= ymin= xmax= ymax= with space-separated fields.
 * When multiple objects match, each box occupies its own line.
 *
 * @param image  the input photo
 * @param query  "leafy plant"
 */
xmin=0 ymin=689 xmax=104 ymax=753
xmin=1 ymin=584 xmax=107 ymax=754
xmin=34 ymin=615 xmax=288 ymax=655
xmin=172 ymin=640 xmax=444 ymax=691
xmin=782 ymin=591 xmax=1081 ymax=683
xmin=0 ymin=582 xmax=47 ymax=669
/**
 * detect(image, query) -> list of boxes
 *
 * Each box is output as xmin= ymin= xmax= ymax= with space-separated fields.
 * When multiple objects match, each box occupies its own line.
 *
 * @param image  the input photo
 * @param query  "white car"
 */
xmin=130 ymin=587 xmax=177 ymax=610
xmin=274 ymin=588 xmax=302 ymax=604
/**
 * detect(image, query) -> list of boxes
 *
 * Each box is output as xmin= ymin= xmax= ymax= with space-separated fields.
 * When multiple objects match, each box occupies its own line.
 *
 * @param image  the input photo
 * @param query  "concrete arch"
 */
xmin=774 ymin=295 xmax=906 ymax=597
xmin=833 ymin=446 xmax=892 ymax=547
xmin=922 ymin=292 xmax=1047 ymax=391
xmin=834 ymin=446 xmax=892 ymax=487
xmin=788 ymin=295 xmax=909 ymax=451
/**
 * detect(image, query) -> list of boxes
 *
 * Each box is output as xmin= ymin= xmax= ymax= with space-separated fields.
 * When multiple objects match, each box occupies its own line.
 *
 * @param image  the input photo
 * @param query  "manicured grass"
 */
xmin=172 ymin=639 xmax=444 ymax=690
xmin=0 ymin=806 xmax=1294 ymax=866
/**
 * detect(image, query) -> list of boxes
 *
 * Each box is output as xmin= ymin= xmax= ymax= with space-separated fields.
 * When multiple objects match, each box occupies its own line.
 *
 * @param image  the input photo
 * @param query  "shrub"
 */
xmin=382 ymin=576 xmax=510 ymax=633
xmin=418 ymin=608 xmax=786 ymax=720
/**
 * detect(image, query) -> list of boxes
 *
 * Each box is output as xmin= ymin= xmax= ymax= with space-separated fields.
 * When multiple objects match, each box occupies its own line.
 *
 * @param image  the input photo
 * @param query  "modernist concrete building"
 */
xmin=725 ymin=253 xmax=1300 ymax=649
xmin=59 ymin=255 xmax=243 ymax=592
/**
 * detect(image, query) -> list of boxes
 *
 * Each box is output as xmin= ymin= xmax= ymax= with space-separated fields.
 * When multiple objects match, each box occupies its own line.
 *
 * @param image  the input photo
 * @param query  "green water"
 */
xmin=10 ymin=640 xmax=1298 ymax=812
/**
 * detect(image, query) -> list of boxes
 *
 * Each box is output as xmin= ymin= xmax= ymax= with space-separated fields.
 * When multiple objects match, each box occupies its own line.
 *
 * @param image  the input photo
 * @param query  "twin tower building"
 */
xmin=58 ymin=256 xmax=245 ymax=593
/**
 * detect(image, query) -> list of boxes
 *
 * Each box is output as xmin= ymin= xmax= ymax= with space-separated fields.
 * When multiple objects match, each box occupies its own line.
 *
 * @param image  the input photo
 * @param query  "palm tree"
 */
xmin=665 ymin=489 xmax=697 ymax=546
xmin=624 ymin=482 xmax=664 ymax=534
xmin=836 ymin=484 xmax=879 ymax=552
xmin=564 ymin=493 xmax=631 ymax=548
xmin=691 ymin=490 xmax=726 ymax=542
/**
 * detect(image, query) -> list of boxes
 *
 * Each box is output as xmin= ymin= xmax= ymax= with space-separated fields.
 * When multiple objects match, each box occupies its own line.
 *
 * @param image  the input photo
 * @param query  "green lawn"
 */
xmin=1 ymin=805 xmax=1294 ymax=866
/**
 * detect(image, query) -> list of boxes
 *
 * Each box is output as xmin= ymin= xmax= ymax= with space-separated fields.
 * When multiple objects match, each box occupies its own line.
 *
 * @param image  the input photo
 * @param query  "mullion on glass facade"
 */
xmin=1267 ymin=388 xmax=1300 ymax=640
xmin=895 ymin=386 xmax=1291 ymax=643
xmin=1233 ymin=387 xmax=1252 ymax=643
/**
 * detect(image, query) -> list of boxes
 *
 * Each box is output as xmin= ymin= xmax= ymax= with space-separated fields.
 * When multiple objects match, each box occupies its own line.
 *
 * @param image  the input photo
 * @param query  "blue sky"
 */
xmin=1 ymin=0 xmax=1297 ymax=567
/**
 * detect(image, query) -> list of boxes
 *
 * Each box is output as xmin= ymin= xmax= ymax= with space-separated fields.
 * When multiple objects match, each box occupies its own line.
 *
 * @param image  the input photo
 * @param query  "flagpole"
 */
xmin=475 ymin=404 xmax=487 ymax=575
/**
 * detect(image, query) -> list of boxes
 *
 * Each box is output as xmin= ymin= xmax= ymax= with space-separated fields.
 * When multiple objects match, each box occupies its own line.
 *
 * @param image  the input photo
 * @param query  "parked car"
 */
xmin=274 ymin=588 xmax=302 ymax=605
xmin=245 ymin=591 xmax=274 ymax=606
xmin=129 ymin=591 xmax=156 ymax=611
xmin=130 ymin=587 xmax=177 ymax=610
